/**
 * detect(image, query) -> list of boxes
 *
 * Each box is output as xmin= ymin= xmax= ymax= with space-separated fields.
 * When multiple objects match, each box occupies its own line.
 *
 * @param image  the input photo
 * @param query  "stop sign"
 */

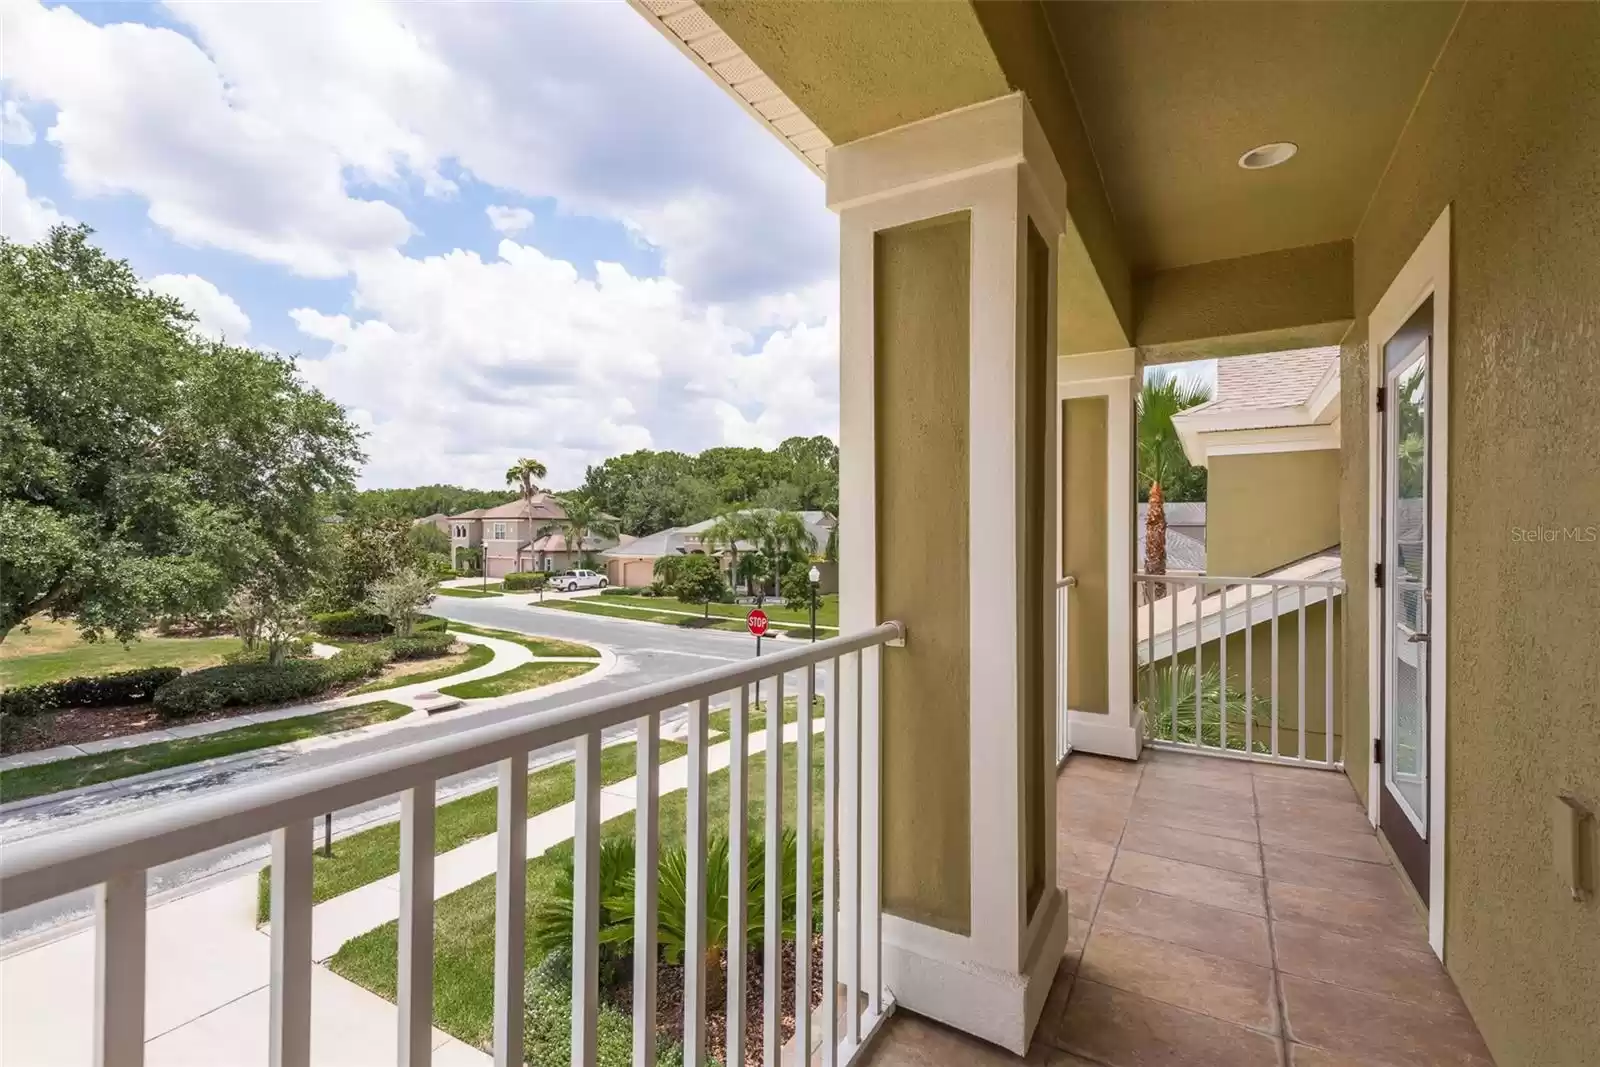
xmin=746 ymin=608 xmax=770 ymax=636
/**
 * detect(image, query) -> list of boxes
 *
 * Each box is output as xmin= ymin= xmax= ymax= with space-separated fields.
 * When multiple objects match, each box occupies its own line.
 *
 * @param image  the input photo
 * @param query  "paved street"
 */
xmin=0 ymin=595 xmax=824 ymax=945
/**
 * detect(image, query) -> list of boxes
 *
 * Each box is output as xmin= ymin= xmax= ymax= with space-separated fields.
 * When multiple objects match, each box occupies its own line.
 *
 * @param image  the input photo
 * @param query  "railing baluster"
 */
xmin=270 ymin=821 xmax=313 ymax=1067
xmin=399 ymin=781 xmax=435 ymax=1067
xmin=1146 ymin=578 xmax=1156 ymax=740
xmin=1297 ymin=585 xmax=1308 ymax=763
xmin=684 ymin=698 xmax=710 ymax=1065
xmin=862 ymin=647 xmax=882 ymax=1017
xmin=821 ymin=659 xmax=840 ymax=1067
xmin=493 ymin=755 xmax=528 ymax=1067
xmin=95 ymin=869 xmax=146 ymax=1067
xmin=1325 ymin=583 xmax=1337 ymax=765
xmin=571 ymin=735 xmax=601 ymax=1067
xmin=633 ymin=715 xmax=660 ymax=1067
xmin=842 ymin=652 xmax=861 ymax=1047
xmin=1244 ymin=582 xmax=1255 ymax=756
xmin=764 ymin=671 xmax=785 ymax=1066
xmin=795 ymin=665 xmax=816 ymax=1063
xmin=1219 ymin=582 xmax=1228 ymax=752
xmin=1271 ymin=590 xmax=1281 ymax=760
xmin=726 ymin=687 xmax=749 ymax=1067
xmin=1169 ymin=581 xmax=1180 ymax=742
xmin=1194 ymin=579 xmax=1204 ymax=748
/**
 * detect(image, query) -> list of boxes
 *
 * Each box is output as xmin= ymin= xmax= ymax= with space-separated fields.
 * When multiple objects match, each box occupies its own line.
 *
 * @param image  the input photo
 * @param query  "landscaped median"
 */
xmin=532 ymin=593 xmax=837 ymax=638
xmin=433 ymin=586 xmax=503 ymax=599
xmin=0 ymin=701 xmax=410 ymax=804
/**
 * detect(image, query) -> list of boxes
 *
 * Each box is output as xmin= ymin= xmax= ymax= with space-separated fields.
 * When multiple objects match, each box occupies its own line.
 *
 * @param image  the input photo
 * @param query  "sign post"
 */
xmin=746 ymin=608 xmax=769 ymax=656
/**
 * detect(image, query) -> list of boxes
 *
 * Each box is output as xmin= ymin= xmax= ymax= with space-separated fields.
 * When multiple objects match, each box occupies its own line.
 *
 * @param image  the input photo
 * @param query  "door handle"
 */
xmin=1407 ymin=631 xmax=1430 ymax=644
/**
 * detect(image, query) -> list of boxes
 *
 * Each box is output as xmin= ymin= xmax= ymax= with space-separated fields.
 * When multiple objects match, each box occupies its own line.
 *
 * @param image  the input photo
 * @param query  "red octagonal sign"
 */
xmin=746 ymin=608 xmax=769 ymax=637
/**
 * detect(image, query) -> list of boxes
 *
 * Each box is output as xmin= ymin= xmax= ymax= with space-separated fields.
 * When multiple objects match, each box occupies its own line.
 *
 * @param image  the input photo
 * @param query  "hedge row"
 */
xmin=0 ymin=667 xmax=185 ymax=718
xmin=152 ymin=645 xmax=393 ymax=718
xmin=500 ymin=572 xmax=548 ymax=592
xmin=384 ymin=632 xmax=455 ymax=661
xmin=309 ymin=610 xmax=389 ymax=636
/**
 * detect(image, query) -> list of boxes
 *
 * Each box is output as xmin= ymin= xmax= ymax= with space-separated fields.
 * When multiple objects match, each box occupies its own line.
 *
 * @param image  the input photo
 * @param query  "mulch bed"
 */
xmin=0 ymin=702 xmax=265 ymax=755
xmin=614 ymin=934 xmax=827 ymax=1067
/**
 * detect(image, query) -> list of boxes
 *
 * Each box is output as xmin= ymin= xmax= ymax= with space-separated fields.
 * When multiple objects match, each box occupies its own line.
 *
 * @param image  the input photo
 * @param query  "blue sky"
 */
xmin=1 ymin=0 xmax=840 ymax=489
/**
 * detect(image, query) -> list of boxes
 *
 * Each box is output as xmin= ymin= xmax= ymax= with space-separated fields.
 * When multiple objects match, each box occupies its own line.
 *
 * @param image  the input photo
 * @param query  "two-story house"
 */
xmin=448 ymin=495 xmax=622 ymax=578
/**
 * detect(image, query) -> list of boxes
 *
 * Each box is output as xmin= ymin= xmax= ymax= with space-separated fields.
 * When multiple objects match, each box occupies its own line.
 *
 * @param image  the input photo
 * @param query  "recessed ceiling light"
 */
xmin=1238 ymin=142 xmax=1298 ymax=170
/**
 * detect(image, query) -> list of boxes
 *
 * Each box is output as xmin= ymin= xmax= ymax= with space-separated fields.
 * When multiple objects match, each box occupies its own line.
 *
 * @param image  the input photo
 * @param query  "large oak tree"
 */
xmin=0 ymin=226 xmax=363 ymax=645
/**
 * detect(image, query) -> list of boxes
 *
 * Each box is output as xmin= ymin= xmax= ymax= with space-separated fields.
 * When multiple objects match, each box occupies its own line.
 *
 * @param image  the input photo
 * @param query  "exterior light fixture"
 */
xmin=1238 ymin=141 xmax=1298 ymax=170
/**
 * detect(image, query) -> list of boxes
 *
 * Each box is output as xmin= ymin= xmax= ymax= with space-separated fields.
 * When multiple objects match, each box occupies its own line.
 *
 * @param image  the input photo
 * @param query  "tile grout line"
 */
xmin=1253 ymin=769 xmax=1294 ymax=1067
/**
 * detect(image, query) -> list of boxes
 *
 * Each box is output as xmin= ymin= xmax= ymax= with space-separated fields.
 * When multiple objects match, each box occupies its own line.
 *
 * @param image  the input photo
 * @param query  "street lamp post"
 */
xmin=808 ymin=565 xmax=821 ymax=641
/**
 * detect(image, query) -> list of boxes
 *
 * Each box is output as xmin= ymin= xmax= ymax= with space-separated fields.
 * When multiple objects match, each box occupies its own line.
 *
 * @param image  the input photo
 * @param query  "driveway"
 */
xmin=1 ymin=595 xmax=827 ymax=945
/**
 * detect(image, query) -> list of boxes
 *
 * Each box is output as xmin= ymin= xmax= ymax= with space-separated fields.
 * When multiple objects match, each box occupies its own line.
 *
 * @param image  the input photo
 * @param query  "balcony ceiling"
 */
xmin=1038 ymin=2 xmax=1461 ymax=272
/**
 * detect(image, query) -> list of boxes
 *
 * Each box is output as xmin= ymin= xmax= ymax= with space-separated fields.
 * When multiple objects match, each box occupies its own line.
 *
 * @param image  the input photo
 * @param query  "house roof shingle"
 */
xmin=1178 ymin=346 xmax=1338 ymax=423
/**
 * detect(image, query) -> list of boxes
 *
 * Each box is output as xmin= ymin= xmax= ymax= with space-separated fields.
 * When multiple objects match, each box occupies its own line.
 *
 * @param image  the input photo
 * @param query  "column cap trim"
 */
xmin=825 ymin=93 xmax=1065 ymax=222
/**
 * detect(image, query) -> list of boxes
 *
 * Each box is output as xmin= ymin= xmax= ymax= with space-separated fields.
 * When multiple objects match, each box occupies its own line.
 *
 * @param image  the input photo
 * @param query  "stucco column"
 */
xmin=1057 ymin=349 xmax=1143 ymax=758
xmin=830 ymin=92 xmax=1070 ymax=1053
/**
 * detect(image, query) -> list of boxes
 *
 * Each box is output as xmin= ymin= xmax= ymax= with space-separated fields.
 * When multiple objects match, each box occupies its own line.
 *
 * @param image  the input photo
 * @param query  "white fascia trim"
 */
xmin=1198 ymin=422 xmax=1342 ymax=463
xmin=1305 ymin=356 xmax=1343 ymax=422
xmin=1365 ymin=204 xmax=1450 ymax=962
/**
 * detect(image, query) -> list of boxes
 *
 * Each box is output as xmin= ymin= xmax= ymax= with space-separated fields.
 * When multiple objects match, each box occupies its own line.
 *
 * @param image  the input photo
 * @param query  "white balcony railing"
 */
xmin=0 ymin=623 xmax=904 ymax=1067
xmin=1135 ymin=574 xmax=1345 ymax=768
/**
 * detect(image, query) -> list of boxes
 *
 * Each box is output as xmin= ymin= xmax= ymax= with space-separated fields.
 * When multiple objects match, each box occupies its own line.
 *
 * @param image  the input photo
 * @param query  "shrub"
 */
xmin=224 ymin=637 xmax=313 ymax=665
xmin=501 ymin=572 xmax=548 ymax=592
xmin=152 ymin=648 xmax=390 ymax=718
xmin=383 ymin=632 xmax=454 ymax=661
xmin=365 ymin=567 xmax=436 ymax=637
xmin=0 ymin=667 xmax=186 ymax=717
xmin=414 ymin=615 xmax=447 ymax=634
xmin=599 ymin=585 xmax=646 ymax=597
xmin=523 ymin=956 xmax=683 ymax=1067
xmin=310 ymin=610 xmax=389 ymax=636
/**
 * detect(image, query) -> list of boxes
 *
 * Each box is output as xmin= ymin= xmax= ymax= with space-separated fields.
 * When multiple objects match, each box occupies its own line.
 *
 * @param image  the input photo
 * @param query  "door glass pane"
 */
xmin=1386 ymin=349 xmax=1428 ymax=826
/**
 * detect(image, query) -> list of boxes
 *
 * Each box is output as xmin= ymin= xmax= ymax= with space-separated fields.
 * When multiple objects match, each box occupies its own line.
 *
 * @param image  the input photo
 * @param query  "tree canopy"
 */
xmin=328 ymin=484 xmax=517 ymax=521
xmin=0 ymin=226 xmax=363 ymax=644
xmin=579 ymin=436 xmax=838 ymax=536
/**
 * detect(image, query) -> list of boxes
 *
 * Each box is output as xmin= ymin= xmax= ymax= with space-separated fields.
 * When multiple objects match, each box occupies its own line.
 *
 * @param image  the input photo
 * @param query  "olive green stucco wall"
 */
xmin=1063 ymin=397 xmax=1109 ymax=714
xmin=1338 ymin=6 xmax=1600 ymax=1063
xmin=1207 ymin=450 xmax=1341 ymax=578
xmin=874 ymin=216 xmax=972 ymax=935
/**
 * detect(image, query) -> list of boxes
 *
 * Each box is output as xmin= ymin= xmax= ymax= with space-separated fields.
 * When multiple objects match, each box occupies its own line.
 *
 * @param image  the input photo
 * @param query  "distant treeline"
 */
xmin=327 ymin=485 xmax=518 ymax=520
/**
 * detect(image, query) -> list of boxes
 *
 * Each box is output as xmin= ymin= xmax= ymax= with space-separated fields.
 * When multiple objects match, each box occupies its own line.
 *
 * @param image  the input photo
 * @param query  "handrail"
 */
xmin=1133 ymin=572 xmax=1345 ymax=589
xmin=0 ymin=621 xmax=905 ymax=912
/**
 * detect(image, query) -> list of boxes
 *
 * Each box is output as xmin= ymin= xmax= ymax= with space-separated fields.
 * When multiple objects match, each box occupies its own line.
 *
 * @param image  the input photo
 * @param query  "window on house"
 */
xmin=454 ymin=524 xmax=467 ymax=538
xmin=493 ymin=522 xmax=506 ymax=540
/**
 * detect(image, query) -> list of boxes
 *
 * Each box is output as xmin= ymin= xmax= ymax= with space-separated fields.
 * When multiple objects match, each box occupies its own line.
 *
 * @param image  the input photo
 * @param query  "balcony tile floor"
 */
xmin=861 ymin=749 xmax=1494 ymax=1067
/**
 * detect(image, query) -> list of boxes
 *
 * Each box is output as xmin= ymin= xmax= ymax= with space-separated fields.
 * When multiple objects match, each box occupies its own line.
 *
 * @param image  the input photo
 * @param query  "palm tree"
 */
xmin=505 ymin=458 xmax=548 ymax=566
xmin=1137 ymin=371 xmax=1211 ymax=579
xmin=741 ymin=509 xmax=817 ymax=598
xmin=703 ymin=511 xmax=752 ymax=595
xmin=555 ymin=495 xmax=619 ymax=569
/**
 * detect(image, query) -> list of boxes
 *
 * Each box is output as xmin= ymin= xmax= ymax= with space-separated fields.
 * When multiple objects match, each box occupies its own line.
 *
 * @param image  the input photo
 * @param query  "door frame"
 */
xmin=1366 ymin=204 xmax=1451 ymax=960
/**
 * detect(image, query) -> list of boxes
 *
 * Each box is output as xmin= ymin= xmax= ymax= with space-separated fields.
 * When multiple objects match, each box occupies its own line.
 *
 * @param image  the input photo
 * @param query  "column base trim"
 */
xmin=1065 ymin=708 xmax=1145 ymax=760
xmin=882 ymin=889 xmax=1070 ymax=1054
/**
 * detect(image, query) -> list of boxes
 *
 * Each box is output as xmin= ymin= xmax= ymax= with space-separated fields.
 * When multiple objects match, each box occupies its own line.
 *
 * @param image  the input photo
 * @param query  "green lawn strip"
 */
xmin=438 ymin=662 xmax=594 ymax=700
xmin=434 ymin=587 xmax=502 ymax=599
xmin=0 ymin=633 xmax=243 ymax=689
xmin=707 ymin=694 xmax=812 ymax=739
xmin=0 ymin=701 xmax=410 ymax=805
xmin=347 ymin=643 xmax=494 ymax=695
xmin=444 ymin=622 xmax=599 ymax=659
xmin=599 ymin=593 xmax=839 ymax=629
xmin=256 ymin=737 xmax=691 ymax=923
xmin=537 ymin=597 xmax=812 ymax=635
xmin=328 ymin=731 xmax=825 ymax=1051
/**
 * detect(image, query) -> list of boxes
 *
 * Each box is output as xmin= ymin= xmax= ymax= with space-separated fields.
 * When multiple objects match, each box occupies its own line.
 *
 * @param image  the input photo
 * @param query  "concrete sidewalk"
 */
xmin=0 ymin=875 xmax=488 ymax=1067
xmin=1 ymin=631 xmax=543 ymax=773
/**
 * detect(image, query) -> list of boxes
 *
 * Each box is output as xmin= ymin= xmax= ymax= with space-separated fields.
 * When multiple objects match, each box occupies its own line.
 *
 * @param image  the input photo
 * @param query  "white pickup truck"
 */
xmin=552 ymin=568 xmax=608 ymax=592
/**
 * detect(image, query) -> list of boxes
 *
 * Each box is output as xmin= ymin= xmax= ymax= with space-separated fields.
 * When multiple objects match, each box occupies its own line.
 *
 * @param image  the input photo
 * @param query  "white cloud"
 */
xmin=0 ymin=158 xmax=67 ymax=242
xmin=294 ymin=240 xmax=837 ymax=489
xmin=1 ymin=100 xmax=34 ymax=144
xmin=0 ymin=0 xmax=834 ymax=298
xmin=485 ymin=205 xmax=533 ymax=234
xmin=147 ymin=273 xmax=251 ymax=342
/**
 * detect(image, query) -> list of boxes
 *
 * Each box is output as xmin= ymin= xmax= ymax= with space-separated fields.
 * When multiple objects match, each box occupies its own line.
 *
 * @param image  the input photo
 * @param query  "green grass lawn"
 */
xmin=439 ymin=662 xmax=594 ymax=700
xmin=0 ymin=618 xmax=242 ymax=688
xmin=0 ymin=701 xmax=410 ymax=804
xmin=328 ymin=730 xmax=826 ymax=1051
xmin=256 ymin=736 xmax=690 ymax=923
xmin=348 ymin=643 xmax=494 ymax=695
xmin=599 ymin=593 xmax=839 ymax=629
xmin=433 ymin=587 xmax=502 ymax=599
xmin=534 ymin=597 xmax=807 ymax=638
xmin=443 ymin=622 xmax=599 ymax=659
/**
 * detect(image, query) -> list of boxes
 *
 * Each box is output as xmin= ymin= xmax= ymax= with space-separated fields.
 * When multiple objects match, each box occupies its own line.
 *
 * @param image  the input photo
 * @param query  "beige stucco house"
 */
xmin=7 ymin=7 xmax=1593 ymax=1067
xmin=447 ymin=495 xmax=621 ymax=578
